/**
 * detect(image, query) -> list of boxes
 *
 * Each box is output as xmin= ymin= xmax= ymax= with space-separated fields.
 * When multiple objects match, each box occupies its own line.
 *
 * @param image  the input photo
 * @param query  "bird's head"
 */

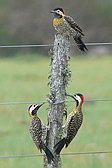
xmin=50 ymin=8 xmax=65 ymax=18
xmin=66 ymin=93 xmax=85 ymax=107
xmin=28 ymin=103 xmax=45 ymax=117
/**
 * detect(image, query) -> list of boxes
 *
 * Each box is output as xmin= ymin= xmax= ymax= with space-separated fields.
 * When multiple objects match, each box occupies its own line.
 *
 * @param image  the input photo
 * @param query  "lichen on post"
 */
xmin=44 ymin=34 xmax=71 ymax=168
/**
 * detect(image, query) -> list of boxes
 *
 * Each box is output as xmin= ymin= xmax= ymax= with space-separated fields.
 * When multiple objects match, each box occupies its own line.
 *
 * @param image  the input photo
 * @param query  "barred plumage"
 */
xmin=64 ymin=15 xmax=84 ymax=36
xmin=65 ymin=109 xmax=83 ymax=147
xmin=28 ymin=104 xmax=54 ymax=163
xmin=51 ymin=8 xmax=88 ymax=52
xmin=54 ymin=93 xmax=84 ymax=154
xmin=29 ymin=117 xmax=43 ymax=152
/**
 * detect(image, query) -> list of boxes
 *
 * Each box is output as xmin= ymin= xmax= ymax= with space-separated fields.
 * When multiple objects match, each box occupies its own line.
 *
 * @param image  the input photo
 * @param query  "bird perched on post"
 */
xmin=54 ymin=93 xmax=84 ymax=154
xmin=50 ymin=8 xmax=88 ymax=52
xmin=28 ymin=103 xmax=54 ymax=163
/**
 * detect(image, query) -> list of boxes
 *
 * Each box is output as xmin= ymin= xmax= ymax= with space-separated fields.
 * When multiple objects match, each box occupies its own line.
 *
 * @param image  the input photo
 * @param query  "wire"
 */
xmin=0 ymin=44 xmax=53 ymax=48
xmin=85 ymin=42 xmax=112 ymax=46
xmin=85 ymin=99 xmax=112 ymax=102
xmin=0 ymin=101 xmax=46 ymax=106
xmin=0 ymin=154 xmax=42 ymax=159
xmin=0 ymin=99 xmax=112 ymax=106
xmin=0 ymin=151 xmax=112 ymax=159
xmin=62 ymin=151 xmax=112 ymax=156
xmin=0 ymin=42 xmax=112 ymax=48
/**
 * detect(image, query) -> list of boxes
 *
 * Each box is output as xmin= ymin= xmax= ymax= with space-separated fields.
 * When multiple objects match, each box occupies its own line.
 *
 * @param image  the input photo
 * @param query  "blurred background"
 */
xmin=0 ymin=0 xmax=112 ymax=168
xmin=0 ymin=0 xmax=112 ymax=55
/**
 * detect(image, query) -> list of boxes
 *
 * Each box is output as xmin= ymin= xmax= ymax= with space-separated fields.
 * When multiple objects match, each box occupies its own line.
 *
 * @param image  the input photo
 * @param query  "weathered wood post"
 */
xmin=44 ymin=34 xmax=70 ymax=168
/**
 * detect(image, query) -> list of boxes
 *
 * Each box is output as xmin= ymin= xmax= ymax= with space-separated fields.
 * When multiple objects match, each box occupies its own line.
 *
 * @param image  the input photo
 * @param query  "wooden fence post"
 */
xmin=44 ymin=34 xmax=70 ymax=168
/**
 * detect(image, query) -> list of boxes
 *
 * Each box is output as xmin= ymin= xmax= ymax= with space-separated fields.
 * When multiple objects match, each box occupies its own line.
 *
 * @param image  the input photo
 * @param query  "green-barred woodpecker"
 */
xmin=28 ymin=103 xmax=54 ymax=163
xmin=50 ymin=8 xmax=88 ymax=52
xmin=54 ymin=93 xmax=84 ymax=154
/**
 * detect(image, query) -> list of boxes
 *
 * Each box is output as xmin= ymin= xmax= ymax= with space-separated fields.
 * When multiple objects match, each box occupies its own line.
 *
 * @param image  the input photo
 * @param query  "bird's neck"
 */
xmin=31 ymin=115 xmax=37 ymax=119
xmin=53 ymin=16 xmax=64 ymax=26
xmin=74 ymin=105 xmax=82 ymax=113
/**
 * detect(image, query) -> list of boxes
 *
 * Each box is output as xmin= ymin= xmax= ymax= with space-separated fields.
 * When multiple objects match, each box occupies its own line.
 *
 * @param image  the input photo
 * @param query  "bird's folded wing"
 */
xmin=64 ymin=15 xmax=84 ymax=36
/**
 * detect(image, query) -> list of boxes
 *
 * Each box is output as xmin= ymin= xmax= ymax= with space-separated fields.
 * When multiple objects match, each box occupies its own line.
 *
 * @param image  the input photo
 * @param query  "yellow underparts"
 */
xmin=53 ymin=17 xmax=64 ymax=26
xmin=73 ymin=108 xmax=77 ymax=114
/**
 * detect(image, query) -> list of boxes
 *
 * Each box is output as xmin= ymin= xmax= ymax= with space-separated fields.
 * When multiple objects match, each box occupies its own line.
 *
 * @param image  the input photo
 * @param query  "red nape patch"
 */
xmin=81 ymin=96 xmax=85 ymax=103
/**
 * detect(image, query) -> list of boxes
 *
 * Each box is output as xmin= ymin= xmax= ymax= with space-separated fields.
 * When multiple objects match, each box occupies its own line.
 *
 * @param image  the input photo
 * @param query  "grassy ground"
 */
xmin=0 ymin=54 xmax=112 ymax=168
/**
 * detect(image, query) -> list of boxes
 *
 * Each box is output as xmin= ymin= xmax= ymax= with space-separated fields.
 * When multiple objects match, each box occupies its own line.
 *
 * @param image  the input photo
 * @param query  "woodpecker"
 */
xmin=50 ymin=8 xmax=88 ymax=52
xmin=54 ymin=93 xmax=84 ymax=154
xmin=28 ymin=103 xmax=54 ymax=163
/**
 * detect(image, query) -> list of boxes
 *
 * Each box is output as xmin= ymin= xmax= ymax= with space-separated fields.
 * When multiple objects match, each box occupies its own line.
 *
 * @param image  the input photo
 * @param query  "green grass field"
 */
xmin=0 ymin=54 xmax=112 ymax=168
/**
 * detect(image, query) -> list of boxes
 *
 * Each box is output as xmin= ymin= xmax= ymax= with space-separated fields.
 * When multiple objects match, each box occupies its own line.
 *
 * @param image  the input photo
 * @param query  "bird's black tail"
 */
xmin=42 ymin=143 xmax=54 ymax=164
xmin=54 ymin=138 xmax=66 ymax=155
xmin=73 ymin=35 xmax=88 ymax=52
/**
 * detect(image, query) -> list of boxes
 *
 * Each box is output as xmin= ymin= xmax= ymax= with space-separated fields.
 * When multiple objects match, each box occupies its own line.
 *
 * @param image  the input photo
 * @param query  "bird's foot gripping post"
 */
xmin=44 ymin=34 xmax=71 ymax=168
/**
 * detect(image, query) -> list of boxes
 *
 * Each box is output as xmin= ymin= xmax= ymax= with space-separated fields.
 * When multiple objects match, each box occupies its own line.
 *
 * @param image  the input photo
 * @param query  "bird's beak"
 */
xmin=50 ymin=10 xmax=56 ymax=14
xmin=34 ymin=102 xmax=45 ymax=111
xmin=66 ymin=93 xmax=73 ymax=98
xmin=38 ymin=102 xmax=45 ymax=109
xmin=66 ymin=93 xmax=76 ymax=100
